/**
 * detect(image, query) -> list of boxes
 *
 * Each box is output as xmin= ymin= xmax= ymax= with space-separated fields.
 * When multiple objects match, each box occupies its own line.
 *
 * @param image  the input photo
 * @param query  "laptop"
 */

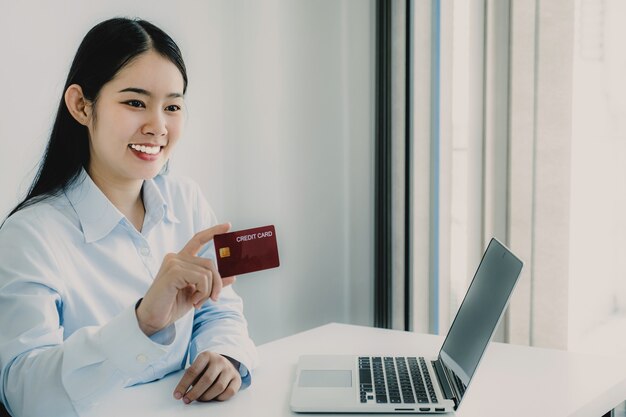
xmin=290 ymin=238 xmax=523 ymax=414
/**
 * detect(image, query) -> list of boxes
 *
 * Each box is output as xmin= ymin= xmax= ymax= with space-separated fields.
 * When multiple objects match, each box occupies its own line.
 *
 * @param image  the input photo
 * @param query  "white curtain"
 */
xmin=409 ymin=0 xmax=576 ymax=350
xmin=507 ymin=0 xmax=575 ymax=349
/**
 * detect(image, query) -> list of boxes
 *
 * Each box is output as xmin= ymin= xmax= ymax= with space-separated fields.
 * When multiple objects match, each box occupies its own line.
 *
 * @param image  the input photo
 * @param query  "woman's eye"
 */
xmin=125 ymin=100 xmax=145 ymax=108
xmin=165 ymin=105 xmax=181 ymax=112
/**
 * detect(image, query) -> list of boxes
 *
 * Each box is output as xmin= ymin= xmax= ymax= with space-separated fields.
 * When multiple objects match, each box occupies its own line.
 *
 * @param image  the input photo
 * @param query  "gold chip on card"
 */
xmin=219 ymin=247 xmax=231 ymax=258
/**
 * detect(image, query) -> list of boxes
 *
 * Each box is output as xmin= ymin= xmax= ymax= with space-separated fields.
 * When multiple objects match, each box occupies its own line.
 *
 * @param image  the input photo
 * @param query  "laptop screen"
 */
xmin=438 ymin=238 xmax=523 ymax=400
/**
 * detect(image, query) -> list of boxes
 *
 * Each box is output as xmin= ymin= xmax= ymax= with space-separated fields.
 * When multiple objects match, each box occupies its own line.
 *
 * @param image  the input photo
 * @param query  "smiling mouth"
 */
xmin=128 ymin=144 xmax=162 ymax=155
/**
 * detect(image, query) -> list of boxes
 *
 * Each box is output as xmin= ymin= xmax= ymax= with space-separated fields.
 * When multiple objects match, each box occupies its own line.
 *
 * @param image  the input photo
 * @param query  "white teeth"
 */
xmin=129 ymin=144 xmax=161 ymax=155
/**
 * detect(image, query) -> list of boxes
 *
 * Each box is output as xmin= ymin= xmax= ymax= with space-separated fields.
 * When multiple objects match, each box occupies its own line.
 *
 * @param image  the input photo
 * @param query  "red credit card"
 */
xmin=214 ymin=225 xmax=280 ymax=277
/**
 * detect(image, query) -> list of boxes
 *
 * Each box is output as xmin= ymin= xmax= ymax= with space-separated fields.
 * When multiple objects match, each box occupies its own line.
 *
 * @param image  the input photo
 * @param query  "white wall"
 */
xmin=219 ymin=1 xmax=374 ymax=343
xmin=0 ymin=0 xmax=374 ymax=345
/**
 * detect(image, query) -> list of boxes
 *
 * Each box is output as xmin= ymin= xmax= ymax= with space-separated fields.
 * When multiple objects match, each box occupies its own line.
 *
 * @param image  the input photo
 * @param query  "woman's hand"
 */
xmin=173 ymin=352 xmax=242 ymax=403
xmin=135 ymin=223 xmax=234 ymax=336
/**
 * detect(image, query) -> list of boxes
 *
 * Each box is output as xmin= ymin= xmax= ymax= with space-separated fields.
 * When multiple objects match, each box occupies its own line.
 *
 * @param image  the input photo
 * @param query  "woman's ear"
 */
xmin=64 ymin=84 xmax=92 ymax=126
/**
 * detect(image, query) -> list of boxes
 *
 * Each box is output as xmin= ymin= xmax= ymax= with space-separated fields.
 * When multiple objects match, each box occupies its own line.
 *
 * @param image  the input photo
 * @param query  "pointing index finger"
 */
xmin=180 ymin=223 xmax=231 ymax=256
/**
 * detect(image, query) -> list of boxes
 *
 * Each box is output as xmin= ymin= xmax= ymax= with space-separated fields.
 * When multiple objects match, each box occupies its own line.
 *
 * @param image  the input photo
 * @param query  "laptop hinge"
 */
xmin=432 ymin=359 xmax=459 ymax=408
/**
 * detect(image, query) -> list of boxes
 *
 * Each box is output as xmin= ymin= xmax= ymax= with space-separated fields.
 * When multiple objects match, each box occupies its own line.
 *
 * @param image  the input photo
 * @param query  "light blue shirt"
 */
xmin=0 ymin=169 xmax=258 ymax=417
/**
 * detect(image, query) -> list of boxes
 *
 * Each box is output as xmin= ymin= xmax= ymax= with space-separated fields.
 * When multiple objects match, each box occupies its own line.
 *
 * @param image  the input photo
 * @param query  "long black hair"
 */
xmin=7 ymin=17 xmax=188 ymax=219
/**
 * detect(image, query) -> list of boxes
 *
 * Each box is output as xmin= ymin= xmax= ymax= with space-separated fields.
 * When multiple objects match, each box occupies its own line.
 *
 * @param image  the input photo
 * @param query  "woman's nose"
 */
xmin=141 ymin=111 xmax=167 ymax=136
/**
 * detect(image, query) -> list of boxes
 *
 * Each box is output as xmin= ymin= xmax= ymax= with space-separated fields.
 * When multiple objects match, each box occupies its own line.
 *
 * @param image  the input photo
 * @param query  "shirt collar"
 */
xmin=141 ymin=176 xmax=180 ymax=234
xmin=65 ymin=169 xmax=179 ymax=243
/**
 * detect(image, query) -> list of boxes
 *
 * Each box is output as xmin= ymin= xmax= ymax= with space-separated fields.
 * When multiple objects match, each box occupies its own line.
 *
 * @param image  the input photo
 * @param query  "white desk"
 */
xmin=88 ymin=323 xmax=626 ymax=417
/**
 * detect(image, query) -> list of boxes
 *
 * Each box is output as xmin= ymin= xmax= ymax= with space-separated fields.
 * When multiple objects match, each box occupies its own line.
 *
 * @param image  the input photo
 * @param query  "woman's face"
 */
xmin=86 ymin=50 xmax=185 ymax=184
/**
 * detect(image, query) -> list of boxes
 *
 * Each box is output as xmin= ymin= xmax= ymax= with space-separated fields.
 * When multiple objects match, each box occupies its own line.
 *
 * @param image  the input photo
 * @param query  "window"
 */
xmin=412 ymin=0 xmax=578 ymax=351
xmin=568 ymin=0 xmax=626 ymax=355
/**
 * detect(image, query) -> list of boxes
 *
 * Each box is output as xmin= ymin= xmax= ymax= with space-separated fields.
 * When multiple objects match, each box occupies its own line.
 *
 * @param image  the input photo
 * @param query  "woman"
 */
xmin=0 ymin=17 xmax=257 ymax=417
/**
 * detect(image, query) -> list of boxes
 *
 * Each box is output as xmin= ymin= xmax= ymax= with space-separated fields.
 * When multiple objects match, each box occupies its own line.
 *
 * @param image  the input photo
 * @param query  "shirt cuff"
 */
xmin=149 ymin=323 xmax=176 ymax=345
xmin=99 ymin=303 xmax=171 ymax=376
xmin=239 ymin=363 xmax=252 ymax=389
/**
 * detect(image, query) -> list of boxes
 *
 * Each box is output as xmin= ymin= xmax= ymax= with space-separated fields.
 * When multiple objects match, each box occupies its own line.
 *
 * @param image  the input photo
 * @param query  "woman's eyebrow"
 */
xmin=118 ymin=87 xmax=183 ymax=98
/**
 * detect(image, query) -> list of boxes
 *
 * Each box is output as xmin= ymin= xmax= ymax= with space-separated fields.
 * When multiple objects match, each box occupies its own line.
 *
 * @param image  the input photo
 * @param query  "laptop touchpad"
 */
xmin=299 ymin=370 xmax=352 ymax=387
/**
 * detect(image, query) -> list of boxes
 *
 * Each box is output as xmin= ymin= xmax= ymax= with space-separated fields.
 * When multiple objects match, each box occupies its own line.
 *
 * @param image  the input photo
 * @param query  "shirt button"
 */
xmin=140 ymin=247 xmax=150 ymax=257
xmin=136 ymin=354 xmax=148 ymax=363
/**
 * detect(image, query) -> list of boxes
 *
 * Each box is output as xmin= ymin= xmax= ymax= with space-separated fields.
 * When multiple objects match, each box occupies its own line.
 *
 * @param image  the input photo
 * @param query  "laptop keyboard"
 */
xmin=358 ymin=357 xmax=439 ymax=404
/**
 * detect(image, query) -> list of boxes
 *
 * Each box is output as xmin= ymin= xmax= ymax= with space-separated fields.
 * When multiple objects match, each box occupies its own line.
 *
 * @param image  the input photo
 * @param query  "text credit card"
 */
xmin=214 ymin=225 xmax=280 ymax=277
